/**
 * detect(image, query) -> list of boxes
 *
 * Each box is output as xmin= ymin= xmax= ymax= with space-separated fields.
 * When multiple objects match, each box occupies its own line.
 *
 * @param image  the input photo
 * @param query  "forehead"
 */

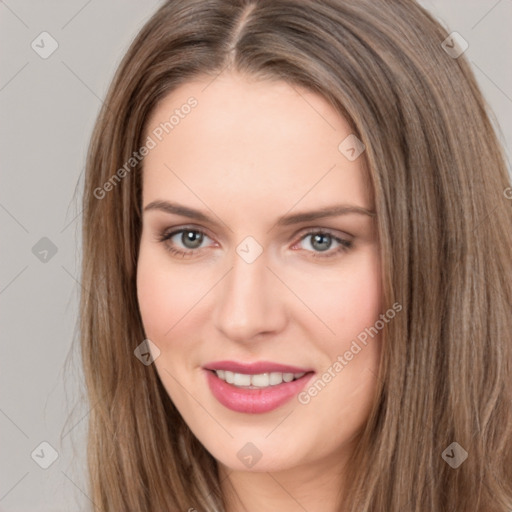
xmin=141 ymin=73 xmax=372 ymax=213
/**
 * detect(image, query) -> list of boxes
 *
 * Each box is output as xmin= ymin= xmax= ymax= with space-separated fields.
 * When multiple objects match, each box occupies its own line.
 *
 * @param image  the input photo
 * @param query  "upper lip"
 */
xmin=203 ymin=360 xmax=314 ymax=374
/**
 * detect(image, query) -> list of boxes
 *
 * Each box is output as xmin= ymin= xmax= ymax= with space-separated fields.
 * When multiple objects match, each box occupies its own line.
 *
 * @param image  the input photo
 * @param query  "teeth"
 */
xmin=214 ymin=370 xmax=306 ymax=388
xmin=251 ymin=373 xmax=270 ymax=387
xmin=269 ymin=372 xmax=283 ymax=385
xmin=233 ymin=373 xmax=251 ymax=386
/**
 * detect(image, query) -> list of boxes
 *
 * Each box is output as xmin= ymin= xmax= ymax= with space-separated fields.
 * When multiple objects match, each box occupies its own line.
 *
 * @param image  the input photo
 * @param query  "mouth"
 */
xmin=203 ymin=361 xmax=315 ymax=414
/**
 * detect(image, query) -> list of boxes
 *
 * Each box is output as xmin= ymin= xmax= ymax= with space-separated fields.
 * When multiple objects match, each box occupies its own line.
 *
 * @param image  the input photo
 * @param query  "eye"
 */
xmin=157 ymin=227 xmax=214 ymax=258
xmin=292 ymin=229 xmax=353 ymax=259
xmin=156 ymin=226 xmax=353 ymax=260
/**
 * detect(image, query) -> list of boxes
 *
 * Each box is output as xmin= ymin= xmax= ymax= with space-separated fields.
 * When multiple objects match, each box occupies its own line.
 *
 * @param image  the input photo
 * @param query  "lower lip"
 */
xmin=205 ymin=370 xmax=314 ymax=414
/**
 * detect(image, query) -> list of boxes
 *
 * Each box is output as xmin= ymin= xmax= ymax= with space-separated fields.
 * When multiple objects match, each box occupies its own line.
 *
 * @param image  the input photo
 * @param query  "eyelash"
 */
xmin=156 ymin=226 xmax=353 ymax=260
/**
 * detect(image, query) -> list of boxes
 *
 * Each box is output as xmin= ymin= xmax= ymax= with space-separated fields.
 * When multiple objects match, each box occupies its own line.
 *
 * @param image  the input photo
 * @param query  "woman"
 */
xmin=80 ymin=0 xmax=512 ymax=510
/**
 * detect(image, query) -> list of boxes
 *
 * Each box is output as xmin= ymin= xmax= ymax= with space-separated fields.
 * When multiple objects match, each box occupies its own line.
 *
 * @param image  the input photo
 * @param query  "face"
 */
xmin=137 ymin=72 xmax=383 ymax=475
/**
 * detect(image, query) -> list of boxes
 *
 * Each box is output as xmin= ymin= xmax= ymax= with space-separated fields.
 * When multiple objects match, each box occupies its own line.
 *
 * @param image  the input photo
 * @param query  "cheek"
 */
xmin=340 ymin=259 xmax=382 ymax=332
xmin=136 ymin=241 xmax=211 ymax=339
xmin=295 ymin=249 xmax=382 ymax=343
xmin=137 ymin=257 xmax=170 ymax=340
xmin=137 ymin=248 xmax=189 ymax=341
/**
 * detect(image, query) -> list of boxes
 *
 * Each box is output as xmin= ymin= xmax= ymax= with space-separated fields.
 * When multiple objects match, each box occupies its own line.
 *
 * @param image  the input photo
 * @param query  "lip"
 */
xmin=204 ymin=367 xmax=315 ymax=414
xmin=203 ymin=360 xmax=313 ymax=374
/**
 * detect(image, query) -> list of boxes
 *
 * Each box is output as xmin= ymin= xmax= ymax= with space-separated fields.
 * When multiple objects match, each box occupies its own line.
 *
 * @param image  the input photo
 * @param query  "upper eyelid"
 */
xmin=161 ymin=225 xmax=215 ymax=242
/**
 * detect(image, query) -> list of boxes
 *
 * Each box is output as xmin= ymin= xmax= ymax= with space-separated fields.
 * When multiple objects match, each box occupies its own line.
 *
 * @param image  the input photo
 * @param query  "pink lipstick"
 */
xmin=203 ymin=360 xmax=315 ymax=414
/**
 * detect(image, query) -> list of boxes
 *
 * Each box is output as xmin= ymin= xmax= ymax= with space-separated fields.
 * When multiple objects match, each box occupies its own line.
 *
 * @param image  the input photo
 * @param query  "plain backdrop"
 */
xmin=1 ymin=1 xmax=511 ymax=510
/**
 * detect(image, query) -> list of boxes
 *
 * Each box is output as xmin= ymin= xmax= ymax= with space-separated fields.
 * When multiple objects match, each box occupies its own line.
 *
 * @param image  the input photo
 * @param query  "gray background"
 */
xmin=1 ymin=1 xmax=511 ymax=510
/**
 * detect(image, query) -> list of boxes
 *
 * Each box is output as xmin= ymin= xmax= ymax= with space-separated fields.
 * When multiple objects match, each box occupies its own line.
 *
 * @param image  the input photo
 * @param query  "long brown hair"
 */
xmin=79 ymin=0 xmax=512 ymax=509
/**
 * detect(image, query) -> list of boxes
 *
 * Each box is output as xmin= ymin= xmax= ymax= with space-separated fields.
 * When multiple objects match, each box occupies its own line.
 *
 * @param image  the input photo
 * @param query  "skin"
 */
xmin=136 ymin=72 xmax=383 ymax=512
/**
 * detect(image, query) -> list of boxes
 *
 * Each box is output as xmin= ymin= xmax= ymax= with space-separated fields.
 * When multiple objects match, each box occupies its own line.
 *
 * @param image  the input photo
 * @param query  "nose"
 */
xmin=213 ymin=247 xmax=287 ymax=343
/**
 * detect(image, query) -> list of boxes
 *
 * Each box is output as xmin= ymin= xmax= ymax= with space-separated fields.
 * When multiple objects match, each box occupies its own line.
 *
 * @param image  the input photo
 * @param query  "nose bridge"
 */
xmin=213 ymin=246 xmax=283 ymax=341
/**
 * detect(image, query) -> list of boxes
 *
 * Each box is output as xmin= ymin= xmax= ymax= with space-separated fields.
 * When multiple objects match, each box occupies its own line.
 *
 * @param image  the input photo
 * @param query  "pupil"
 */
xmin=312 ymin=233 xmax=331 ymax=251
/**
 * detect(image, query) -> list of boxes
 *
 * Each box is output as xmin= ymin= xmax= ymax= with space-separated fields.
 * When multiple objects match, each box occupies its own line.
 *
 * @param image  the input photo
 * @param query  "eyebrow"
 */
xmin=144 ymin=200 xmax=375 ymax=227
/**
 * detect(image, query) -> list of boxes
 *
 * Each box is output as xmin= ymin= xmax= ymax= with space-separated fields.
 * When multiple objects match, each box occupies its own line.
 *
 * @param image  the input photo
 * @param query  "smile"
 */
xmin=203 ymin=361 xmax=315 ymax=414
